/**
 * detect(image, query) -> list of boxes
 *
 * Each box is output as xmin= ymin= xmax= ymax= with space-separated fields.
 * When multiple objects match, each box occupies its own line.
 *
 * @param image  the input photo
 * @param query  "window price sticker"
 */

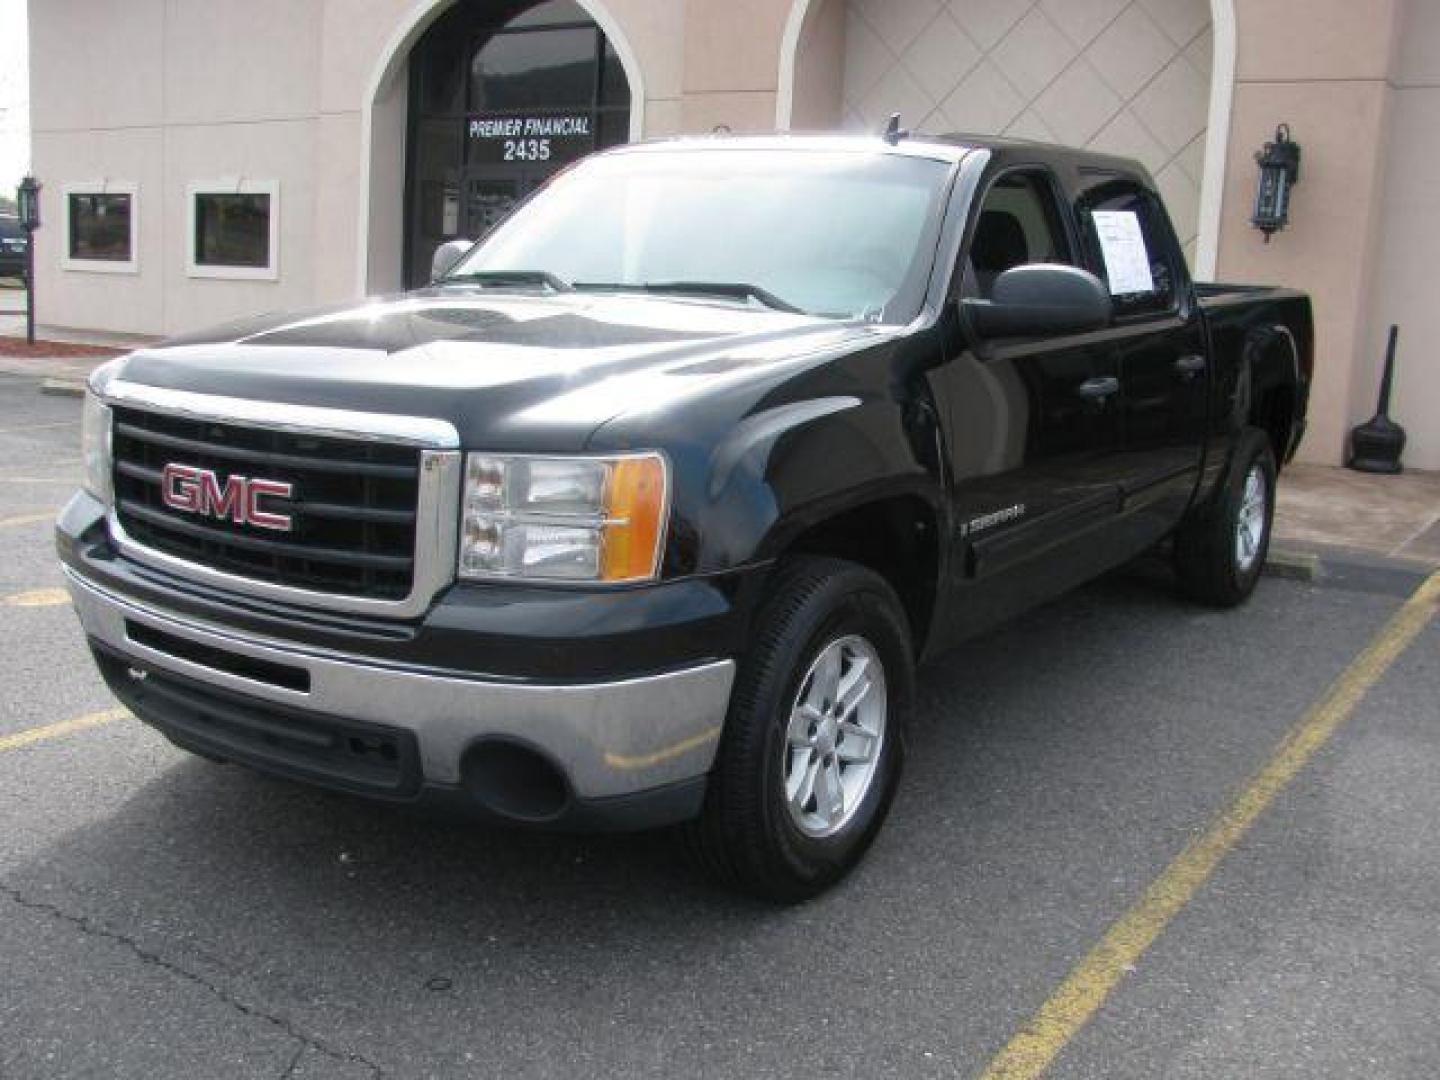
xmin=1092 ymin=210 xmax=1155 ymax=295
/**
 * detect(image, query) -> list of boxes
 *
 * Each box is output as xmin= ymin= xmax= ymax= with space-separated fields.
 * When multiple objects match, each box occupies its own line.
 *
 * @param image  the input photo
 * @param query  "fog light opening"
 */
xmin=462 ymin=740 xmax=571 ymax=823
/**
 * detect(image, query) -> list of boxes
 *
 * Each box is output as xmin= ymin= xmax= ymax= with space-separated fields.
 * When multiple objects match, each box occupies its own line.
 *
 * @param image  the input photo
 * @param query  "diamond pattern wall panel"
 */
xmin=840 ymin=0 xmax=1211 ymax=257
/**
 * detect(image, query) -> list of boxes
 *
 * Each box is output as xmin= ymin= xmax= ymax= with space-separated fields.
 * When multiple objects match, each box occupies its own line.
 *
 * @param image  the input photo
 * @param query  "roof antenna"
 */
xmin=882 ymin=113 xmax=908 ymax=146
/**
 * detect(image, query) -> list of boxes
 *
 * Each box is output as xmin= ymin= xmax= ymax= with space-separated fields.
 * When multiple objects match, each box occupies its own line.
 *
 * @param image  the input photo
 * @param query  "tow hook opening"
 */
xmin=461 ymin=740 xmax=571 ymax=823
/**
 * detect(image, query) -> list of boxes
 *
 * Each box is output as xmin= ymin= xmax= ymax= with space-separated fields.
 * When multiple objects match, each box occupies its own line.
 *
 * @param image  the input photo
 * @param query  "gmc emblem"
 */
xmin=161 ymin=463 xmax=294 ymax=532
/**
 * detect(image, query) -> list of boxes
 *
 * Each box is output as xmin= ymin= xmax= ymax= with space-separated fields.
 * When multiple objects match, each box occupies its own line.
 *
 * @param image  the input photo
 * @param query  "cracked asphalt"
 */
xmin=1 ymin=373 xmax=1438 ymax=1079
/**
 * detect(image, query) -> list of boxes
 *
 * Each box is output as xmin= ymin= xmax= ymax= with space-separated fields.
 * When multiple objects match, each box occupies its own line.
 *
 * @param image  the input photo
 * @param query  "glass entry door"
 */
xmin=404 ymin=0 xmax=632 ymax=287
xmin=463 ymin=174 xmax=526 ymax=239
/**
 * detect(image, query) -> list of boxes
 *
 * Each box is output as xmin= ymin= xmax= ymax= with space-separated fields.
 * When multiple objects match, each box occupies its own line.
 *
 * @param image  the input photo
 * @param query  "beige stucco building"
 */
xmin=26 ymin=0 xmax=1440 ymax=467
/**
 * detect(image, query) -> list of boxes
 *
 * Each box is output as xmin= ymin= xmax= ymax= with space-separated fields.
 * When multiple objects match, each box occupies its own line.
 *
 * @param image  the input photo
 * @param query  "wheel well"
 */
xmin=783 ymin=496 xmax=940 ymax=652
xmin=1251 ymin=384 xmax=1296 ymax=468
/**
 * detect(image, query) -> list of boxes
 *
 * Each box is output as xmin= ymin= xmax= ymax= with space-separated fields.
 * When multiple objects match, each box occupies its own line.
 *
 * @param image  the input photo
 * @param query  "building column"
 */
xmin=1212 ymin=0 xmax=1403 ymax=465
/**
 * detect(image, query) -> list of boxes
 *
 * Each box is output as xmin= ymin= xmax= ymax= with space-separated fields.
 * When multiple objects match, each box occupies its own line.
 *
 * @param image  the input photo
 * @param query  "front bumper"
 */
xmin=59 ymin=494 xmax=753 ymax=831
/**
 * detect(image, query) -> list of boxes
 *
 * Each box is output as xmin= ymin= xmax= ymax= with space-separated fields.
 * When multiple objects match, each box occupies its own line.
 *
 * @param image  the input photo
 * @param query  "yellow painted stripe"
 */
xmin=0 ymin=708 xmax=129 ymax=754
xmin=979 ymin=568 xmax=1440 ymax=1080
xmin=1 ymin=587 xmax=70 ymax=608
xmin=603 ymin=726 xmax=722 ymax=771
xmin=0 ymin=511 xmax=56 ymax=529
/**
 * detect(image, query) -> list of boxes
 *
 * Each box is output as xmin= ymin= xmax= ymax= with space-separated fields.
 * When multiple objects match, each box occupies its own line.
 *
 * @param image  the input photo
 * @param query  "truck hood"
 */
xmin=109 ymin=290 xmax=894 ymax=451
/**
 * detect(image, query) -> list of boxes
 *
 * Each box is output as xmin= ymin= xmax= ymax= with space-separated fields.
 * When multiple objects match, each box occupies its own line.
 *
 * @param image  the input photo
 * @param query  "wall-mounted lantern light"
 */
xmin=1251 ymin=124 xmax=1300 ymax=241
xmin=17 ymin=175 xmax=41 ymax=231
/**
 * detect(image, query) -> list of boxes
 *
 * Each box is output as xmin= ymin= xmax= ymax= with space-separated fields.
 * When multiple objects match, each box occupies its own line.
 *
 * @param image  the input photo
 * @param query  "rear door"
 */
xmin=1072 ymin=174 xmax=1208 ymax=534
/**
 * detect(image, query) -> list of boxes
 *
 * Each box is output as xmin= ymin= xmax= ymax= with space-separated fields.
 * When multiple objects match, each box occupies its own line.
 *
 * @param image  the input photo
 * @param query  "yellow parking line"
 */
xmin=0 ymin=511 xmax=56 ymax=529
xmin=0 ymin=708 xmax=128 ymax=754
xmin=2 ymin=587 xmax=70 ymax=608
xmin=979 ymin=568 xmax=1440 ymax=1080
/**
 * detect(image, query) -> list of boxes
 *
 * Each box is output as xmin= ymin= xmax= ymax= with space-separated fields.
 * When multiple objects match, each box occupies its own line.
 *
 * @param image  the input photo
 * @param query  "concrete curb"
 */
xmin=1264 ymin=547 xmax=1322 ymax=582
xmin=39 ymin=378 xmax=87 ymax=398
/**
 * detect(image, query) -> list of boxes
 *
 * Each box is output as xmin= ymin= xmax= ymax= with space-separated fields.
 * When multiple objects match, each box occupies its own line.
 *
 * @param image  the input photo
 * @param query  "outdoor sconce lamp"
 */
xmin=1250 ymin=124 xmax=1300 ymax=241
xmin=17 ymin=175 xmax=41 ymax=231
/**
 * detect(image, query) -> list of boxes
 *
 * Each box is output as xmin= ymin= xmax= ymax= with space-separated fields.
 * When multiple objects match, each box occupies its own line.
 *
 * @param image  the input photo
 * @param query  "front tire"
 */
xmin=686 ymin=557 xmax=914 ymax=902
xmin=1174 ymin=427 xmax=1277 ymax=607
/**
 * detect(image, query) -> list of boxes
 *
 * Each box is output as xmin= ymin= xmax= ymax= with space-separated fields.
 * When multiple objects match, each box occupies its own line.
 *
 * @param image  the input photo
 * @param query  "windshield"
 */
xmin=448 ymin=149 xmax=952 ymax=323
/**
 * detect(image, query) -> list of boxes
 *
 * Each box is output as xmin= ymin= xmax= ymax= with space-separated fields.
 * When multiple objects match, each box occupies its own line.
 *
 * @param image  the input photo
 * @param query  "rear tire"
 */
xmin=1174 ymin=427 xmax=1276 ymax=607
xmin=686 ymin=557 xmax=913 ymax=902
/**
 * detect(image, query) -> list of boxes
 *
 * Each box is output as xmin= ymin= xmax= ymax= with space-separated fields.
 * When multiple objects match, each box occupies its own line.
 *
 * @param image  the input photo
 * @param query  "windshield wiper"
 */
xmin=573 ymin=280 xmax=806 ymax=314
xmin=440 ymin=270 xmax=573 ymax=292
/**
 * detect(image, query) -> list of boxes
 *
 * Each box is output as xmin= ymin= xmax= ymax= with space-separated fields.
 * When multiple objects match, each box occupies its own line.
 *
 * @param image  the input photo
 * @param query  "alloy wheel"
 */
xmin=781 ymin=634 xmax=888 ymax=838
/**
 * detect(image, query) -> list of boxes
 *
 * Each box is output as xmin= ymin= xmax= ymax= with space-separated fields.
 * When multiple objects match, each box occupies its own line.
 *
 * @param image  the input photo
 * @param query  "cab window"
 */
xmin=963 ymin=171 xmax=1073 ymax=299
xmin=1076 ymin=176 xmax=1180 ymax=317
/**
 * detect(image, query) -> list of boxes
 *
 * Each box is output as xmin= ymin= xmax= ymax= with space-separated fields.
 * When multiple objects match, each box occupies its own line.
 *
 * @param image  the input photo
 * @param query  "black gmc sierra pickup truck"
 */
xmin=59 ymin=134 xmax=1312 ymax=900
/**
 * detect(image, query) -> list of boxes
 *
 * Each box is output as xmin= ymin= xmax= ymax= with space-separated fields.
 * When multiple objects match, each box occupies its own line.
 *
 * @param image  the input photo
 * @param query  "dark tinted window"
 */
xmin=471 ymin=26 xmax=598 ymax=110
xmin=195 ymin=193 xmax=271 ymax=268
xmin=68 ymin=193 xmax=132 ymax=261
xmin=600 ymin=40 xmax=629 ymax=108
xmin=1076 ymin=177 xmax=1179 ymax=316
xmin=507 ymin=0 xmax=588 ymax=26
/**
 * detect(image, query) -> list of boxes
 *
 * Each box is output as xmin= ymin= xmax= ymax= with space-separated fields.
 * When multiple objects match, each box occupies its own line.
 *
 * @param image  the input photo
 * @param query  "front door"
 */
xmin=934 ymin=168 xmax=1128 ymax=642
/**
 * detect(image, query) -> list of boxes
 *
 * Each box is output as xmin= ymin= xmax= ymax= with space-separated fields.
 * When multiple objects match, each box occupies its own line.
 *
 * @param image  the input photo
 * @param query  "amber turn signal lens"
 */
xmin=600 ymin=455 xmax=667 ymax=582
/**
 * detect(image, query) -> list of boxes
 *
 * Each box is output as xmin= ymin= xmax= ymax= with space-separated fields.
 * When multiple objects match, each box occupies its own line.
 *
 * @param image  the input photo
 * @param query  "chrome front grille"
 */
xmin=112 ymin=406 xmax=422 ymax=598
xmin=99 ymin=382 xmax=462 ymax=618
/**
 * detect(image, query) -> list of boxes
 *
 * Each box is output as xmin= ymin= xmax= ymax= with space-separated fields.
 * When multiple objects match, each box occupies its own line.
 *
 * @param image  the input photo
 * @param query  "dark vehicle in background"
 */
xmin=0 ymin=215 xmax=27 ymax=281
xmin=57 ymin=135 xmax=1311 ymax=900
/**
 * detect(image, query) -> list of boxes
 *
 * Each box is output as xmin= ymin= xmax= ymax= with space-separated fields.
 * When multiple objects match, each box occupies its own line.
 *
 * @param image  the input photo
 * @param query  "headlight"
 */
xmin=459 ymin=453 xmax=669 ymax=583
xmin=81 ymin=390 xmax=113 ymax=505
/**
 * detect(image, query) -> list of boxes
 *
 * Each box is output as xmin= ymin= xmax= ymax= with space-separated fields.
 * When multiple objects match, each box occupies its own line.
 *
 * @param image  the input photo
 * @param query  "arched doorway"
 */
xmin=401 ymin=0 xmax=633 ymax=286
xmin=778 ymin=0 xmax=1234 ymax=278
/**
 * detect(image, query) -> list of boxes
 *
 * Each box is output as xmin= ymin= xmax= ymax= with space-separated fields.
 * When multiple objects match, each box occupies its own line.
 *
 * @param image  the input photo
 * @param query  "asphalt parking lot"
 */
xmin=1 ymin=372 xmax=1437 ymax=1079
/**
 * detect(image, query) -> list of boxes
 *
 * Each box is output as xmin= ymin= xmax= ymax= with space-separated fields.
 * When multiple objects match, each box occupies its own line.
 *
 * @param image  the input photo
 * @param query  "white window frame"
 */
xmin=61 ymin=181 xmax=140 ymax=275
xmin=186 ymin=179 xmax=281 ymax=281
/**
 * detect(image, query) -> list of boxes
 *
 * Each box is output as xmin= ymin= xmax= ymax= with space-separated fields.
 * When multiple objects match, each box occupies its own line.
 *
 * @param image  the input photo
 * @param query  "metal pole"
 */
xmin=24 ymin=225 xmax=35 ymax=346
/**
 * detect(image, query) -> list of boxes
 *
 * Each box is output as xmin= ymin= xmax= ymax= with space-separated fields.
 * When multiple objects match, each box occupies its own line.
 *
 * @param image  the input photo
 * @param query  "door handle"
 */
xmin=1075 ymin=376 xmax=1120 ymax=401
xmin=1175 ymin=354 xmax=1206 ymax=378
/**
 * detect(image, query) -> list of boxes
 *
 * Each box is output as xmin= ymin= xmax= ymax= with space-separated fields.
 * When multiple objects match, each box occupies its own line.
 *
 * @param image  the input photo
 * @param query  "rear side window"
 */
xmin=1076 ymin=177 xmax=1179 ymax=317
xmin=964 ymin=171 xmax=1073 ymax=299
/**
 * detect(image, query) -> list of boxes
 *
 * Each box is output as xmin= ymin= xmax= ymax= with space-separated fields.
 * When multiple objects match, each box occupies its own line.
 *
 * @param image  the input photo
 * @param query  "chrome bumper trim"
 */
xmin=100 ymin=381 xmax=462 ymax=619
xmin=65 ymin=568 xmax=735 ymax=798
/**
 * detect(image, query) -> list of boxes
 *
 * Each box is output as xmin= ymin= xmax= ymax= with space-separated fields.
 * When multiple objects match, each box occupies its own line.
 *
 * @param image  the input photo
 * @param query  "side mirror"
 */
xmin=962 ymin=263 xmax=1111 ymax=339
xmin=431 ymin=239 xmax=473 ymax=283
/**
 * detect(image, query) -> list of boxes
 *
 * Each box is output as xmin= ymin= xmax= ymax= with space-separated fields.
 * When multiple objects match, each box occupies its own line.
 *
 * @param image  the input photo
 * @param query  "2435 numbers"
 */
xmin=503 ymin=139 xmax=552 ymax=162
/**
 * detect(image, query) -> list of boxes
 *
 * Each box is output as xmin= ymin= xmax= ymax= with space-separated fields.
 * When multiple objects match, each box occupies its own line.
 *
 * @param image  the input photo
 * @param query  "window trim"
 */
xmin=186 ymin=179 xmax=281 ymax=281
xmin=61 ymin=182 xmax=140 ymax=275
